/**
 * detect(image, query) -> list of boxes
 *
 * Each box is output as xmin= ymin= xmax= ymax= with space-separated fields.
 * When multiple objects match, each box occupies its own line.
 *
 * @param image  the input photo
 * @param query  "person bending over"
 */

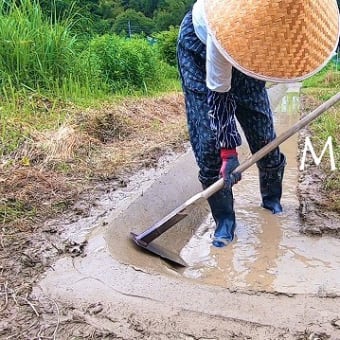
xmin=177 ymin=0 xmax=340 ymax=247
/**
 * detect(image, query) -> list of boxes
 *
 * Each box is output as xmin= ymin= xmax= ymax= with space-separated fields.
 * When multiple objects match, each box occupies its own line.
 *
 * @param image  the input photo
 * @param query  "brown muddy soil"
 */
xmin=0 ymin=94 xmax=188 ymax=339
xmin=297 ymin=97 xmax=340 ymax=238
xmin=298 ymin=146 xmax=340 ymax=237
xmin=1 ymin=92 xmax=340 ymax=340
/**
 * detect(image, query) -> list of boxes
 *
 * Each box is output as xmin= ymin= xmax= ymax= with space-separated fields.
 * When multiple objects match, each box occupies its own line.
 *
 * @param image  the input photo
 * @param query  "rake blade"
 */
xmin=130 ymin=233 xmax=187 ymax=267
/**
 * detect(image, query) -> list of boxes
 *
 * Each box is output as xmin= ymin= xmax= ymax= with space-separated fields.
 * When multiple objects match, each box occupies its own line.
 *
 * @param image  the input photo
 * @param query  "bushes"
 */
xmin=84 ymin=34 xmax=168 ymax=92
xmin=155 ymin=27 xmax=179 ymax=66
xmin=0 ymin=0 xmax=179 ymax=98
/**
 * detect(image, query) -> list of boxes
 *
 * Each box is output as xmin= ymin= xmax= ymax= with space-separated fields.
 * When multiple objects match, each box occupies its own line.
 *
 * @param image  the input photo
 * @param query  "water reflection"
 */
xmin=277 ymin=92 xmax=301 ymax=114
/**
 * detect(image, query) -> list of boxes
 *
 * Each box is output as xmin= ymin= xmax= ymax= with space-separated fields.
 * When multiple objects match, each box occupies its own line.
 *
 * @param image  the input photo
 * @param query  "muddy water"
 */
xmin=181 ymin=86 xmax=340 ymax=295
xmin=54 ymin=84 xmax=339 ymax=296
xmin=34 ymin=86 xmax=340 ymax=339
xmin=103 ymin=84 xmax=340 ymax=295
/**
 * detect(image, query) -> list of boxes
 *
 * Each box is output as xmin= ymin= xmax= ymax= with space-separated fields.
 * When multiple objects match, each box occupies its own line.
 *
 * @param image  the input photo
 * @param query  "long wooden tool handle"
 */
xmin=202 ymin=91 xmax=340 ymax=199
xmin=135 ymin=91 xmax=340 ymax=245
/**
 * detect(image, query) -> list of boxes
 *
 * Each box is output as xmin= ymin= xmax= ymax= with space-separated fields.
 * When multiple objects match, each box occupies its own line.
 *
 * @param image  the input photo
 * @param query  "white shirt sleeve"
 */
xmin=206 ymin=33 xmax=232 ymax=93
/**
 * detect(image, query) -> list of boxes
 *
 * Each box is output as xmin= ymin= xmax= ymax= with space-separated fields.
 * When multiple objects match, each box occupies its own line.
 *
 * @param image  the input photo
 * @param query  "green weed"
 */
xmin=305 ymin=71 xmax=340 ymax=169
xmin=304 ymin=65 xmax=340 ymax=211
xmin=0 ymin=199 xmax=37 ymax=224
xmin=303 ymin=62 xmax=340 ymax=89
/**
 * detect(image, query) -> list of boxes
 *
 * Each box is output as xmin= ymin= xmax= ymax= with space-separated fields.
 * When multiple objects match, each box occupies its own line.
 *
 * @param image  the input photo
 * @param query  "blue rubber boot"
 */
xmin=203 ymin=183 xmax=236 ymax=247
xmin=258 ymin=154 xmax=286 ymax=214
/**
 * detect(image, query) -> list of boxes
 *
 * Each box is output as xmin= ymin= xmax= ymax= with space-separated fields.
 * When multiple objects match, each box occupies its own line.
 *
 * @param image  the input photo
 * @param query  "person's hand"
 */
xmin=219 ymin=148 xmax=241 ymax=189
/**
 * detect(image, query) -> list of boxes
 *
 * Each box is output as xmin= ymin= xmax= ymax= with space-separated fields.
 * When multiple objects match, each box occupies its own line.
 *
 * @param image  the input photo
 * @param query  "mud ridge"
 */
xmin=297 ymin=100 xmax=340 ymax=238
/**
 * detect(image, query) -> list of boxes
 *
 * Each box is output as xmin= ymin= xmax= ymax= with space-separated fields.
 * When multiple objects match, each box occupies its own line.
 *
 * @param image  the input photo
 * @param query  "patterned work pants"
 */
xmin=177 ymin=11 xmax=283 ymax=185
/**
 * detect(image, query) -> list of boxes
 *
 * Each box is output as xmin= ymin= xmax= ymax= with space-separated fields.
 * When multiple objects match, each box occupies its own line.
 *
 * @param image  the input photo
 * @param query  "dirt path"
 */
xmin=1 ymin=90 xmax=340 ymax=340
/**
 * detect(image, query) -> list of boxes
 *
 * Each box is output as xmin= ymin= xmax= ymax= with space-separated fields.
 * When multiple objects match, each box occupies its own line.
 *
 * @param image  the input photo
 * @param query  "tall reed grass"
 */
xmin=0 ymin=0 xmax=80 ymax=91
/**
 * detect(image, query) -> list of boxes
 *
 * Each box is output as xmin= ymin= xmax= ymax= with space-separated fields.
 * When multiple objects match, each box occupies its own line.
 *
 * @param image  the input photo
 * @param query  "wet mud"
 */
xmin=181 ymin=86 xmax=340 ymax=295
xmin=298 ymin=164 xmax=340 ymax=237
xmin=31 ymin=84 xmax=340 ymax=339
xmin=297 ymin=107 xmax=340 ymax=238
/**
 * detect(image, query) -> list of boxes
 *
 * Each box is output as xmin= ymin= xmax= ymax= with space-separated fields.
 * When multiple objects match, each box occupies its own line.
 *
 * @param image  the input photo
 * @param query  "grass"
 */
xmin=303 ymin=61 xmax=340 ymax=89
xmin=0 ymin=59 xmax=181 ymax=158
xmin=0 ymin=77 xmax=181 ymax=157
xmin=0 ymin=0 xmax=79 ymax=91
xmin=309 ymin=109 xmax=340 ymax=212
xmin=0 ymin=93 xmax=187 ymax=228
xmin=0 ymin=200 xmax=37 ymax=226
xmin=301 ymin=60 xmax=340 ymax=212
xmin=0 ymin=0 xmax=182 ymax=157
xmin=0 ymin=92 xmax=66 ymax=156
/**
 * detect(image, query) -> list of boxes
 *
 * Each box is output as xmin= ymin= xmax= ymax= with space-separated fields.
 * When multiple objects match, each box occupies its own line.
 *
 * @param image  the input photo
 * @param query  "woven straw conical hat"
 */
xmin=204 ymin=0 xmax=340 ymax=82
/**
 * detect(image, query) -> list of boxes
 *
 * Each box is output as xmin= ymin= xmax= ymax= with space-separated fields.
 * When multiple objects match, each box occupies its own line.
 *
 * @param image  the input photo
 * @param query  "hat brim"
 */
xmin=205 ymin=0 xmax=340 ymax=82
